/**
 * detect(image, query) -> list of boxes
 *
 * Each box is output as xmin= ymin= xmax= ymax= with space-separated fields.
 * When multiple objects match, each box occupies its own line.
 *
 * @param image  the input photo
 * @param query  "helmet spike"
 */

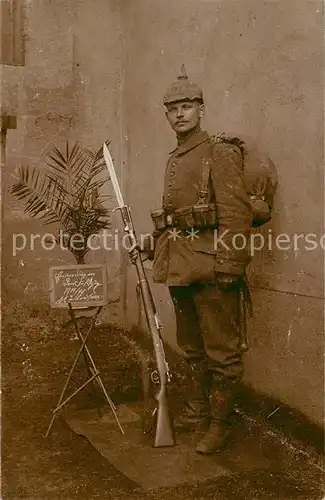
xmin=163 ymin=68 xmax=203 ymax=105
xmin=178 ymin=64 xmax=188 ymax=80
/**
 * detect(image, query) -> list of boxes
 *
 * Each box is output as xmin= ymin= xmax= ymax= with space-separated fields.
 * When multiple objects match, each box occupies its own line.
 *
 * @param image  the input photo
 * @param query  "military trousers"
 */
xmin=169 ymin=283 xmax=243 ymax=382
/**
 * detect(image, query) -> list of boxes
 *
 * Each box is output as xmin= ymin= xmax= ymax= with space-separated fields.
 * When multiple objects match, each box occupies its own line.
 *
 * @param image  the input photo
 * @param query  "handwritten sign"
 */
xmin=49 ymin=265 xmax=107 ymax=309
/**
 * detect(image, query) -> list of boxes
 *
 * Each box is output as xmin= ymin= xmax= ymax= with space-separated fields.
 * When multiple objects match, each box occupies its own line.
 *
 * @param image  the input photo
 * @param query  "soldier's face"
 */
xmin=165 ymin=100 xmax=204 ymax=135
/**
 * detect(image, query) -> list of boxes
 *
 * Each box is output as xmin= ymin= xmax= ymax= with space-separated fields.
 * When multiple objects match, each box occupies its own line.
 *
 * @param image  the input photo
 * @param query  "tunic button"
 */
xmin=166 ymin=215 xmax=173 ymax=225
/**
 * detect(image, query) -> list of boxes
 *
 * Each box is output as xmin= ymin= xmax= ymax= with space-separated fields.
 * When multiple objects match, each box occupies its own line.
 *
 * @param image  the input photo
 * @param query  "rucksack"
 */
xmin=212 ymin=133 xmax=278 ymax=227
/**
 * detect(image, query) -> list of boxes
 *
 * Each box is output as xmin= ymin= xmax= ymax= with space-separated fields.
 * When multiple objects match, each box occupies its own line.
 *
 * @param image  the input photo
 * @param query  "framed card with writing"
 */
xmin=49 ymin=264 xmax=108 ymax=309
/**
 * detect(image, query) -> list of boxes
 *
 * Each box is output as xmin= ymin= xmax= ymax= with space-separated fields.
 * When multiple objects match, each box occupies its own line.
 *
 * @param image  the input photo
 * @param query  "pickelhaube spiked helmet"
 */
xmin=163 ymin=65 xmax=203 ymax=105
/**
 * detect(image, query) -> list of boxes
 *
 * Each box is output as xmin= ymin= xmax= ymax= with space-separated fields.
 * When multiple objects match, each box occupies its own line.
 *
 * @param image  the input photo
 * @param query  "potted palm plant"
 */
xmin=10 ymin=141 xmax=111 ymax=264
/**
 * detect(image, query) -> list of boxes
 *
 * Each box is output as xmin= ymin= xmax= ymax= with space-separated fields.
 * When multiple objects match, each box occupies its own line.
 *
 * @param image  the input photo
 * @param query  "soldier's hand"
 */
xmin=128 ymin=235 xmax=156 ymax=265
xmin=128 ymin=245 xmax=140 ymax=264
xmin=215 ymin=272 xmax=240 ymax=291
xmin=141 ymin=235 xmax=155 ymax=261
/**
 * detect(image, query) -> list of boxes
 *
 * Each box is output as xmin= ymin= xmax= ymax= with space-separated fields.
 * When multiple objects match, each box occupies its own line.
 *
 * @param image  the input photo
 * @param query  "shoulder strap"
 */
xmin=197 ymin=158 xmax=211 ymax=204
xmin=196 ymin=136 xmax=244 ymax=204
xmin=196 ymin=140 xmax=215 ymax=204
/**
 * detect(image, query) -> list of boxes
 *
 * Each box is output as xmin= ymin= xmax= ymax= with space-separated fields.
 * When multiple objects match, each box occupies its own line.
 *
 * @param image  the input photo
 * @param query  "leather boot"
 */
xmin=195 ymin=379 xmax=237 ymax=454
xmin=174 ymin=359 xmax=211 ymax=432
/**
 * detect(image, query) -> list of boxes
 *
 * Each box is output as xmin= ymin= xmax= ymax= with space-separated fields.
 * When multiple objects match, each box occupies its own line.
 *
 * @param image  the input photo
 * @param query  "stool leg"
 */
xmin=45 ymin=304 xmax=124 ymax=437
xmin=69 ymin=305 xmax=124 ymax=434
xmin=74 ymin=329 xmax=124 ymax=434
xmin=69 ymin=306 xmax=102 ymax=418
xmin=45 ymin=308 xmax=98 ymax=437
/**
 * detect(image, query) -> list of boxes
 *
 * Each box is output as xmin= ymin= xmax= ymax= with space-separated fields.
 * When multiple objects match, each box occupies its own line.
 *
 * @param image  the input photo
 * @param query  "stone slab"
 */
xmin=65 ymin=405 xmax=229 ymax=491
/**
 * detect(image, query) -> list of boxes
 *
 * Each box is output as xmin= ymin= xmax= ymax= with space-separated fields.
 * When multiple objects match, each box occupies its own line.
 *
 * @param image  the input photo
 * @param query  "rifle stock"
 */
xmin=153 ymin=389 xmax=175 ymax=448
xmin=133 ymin=245 xmax=176 ymax=448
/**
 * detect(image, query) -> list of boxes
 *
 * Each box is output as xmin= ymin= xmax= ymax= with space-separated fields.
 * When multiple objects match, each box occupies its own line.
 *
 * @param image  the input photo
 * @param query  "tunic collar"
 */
xmin=169 ymin=129 xmax=210 ymax=156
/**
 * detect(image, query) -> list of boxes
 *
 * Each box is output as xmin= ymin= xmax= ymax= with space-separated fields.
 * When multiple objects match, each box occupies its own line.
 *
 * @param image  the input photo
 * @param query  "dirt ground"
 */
xmin=2 ymin=298 xmax=324 ymax=500
xmin=2 ymin=298 xmax=149 ymax=500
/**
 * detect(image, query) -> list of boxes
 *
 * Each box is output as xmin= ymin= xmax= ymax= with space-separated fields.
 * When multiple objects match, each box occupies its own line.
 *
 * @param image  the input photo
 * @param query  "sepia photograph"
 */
xmin=1 ymin=0 xmax=324 ymax=498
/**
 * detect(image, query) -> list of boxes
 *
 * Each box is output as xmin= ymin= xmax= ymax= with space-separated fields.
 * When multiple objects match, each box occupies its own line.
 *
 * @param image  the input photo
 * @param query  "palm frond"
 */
xmin=47 ymin=142 xmax=91 ymax=202
xmin=10 ymin=141 xmax=112 ymax=263
xmin=11 ymin=165 xmax=63 ymax=224
xmin=74 ymin=142 xmax=110 ymax=198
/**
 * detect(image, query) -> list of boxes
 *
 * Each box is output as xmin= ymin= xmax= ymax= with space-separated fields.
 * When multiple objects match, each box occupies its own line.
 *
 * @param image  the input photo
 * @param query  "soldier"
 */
xmin=132 ymin=67 xmax=253 ymax=454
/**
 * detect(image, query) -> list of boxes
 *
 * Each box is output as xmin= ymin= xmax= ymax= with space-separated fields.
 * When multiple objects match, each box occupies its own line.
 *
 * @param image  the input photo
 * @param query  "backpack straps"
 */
xmin=197 ymin=156 xmax=211 ymax=204
xmin=196 ymin=138 xmax=216 ymax=205
xmin=196 ymin=136 xmax=244 ymax=205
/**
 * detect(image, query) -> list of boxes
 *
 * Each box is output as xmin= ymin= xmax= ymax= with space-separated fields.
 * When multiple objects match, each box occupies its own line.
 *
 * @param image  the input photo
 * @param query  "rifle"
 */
xmin=103 ymin=143 xmax=176 ymax=448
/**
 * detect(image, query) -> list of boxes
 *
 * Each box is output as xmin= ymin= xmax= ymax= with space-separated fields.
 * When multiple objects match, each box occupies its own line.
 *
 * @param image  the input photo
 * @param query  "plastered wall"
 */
xmin=3 ymin=0 xmax=124 ymax=322
xmin=2 ymin=0 xmax=324 ymax=426
xmin=121 ymin=0 xmax=324 ymax=426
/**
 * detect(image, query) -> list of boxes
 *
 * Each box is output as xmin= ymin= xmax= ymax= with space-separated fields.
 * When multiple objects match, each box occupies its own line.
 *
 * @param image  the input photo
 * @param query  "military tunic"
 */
xmin=152 ymin=129 xmax=252 ymax=286
xmin=151 ymin=128 xmax=253 ymax=381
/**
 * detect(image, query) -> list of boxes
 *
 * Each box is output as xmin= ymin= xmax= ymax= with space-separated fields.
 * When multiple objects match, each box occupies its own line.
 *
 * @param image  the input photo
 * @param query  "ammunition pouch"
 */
xmin=192 ymin=203 xmax=218 ymax=228
xmin=150 ymin=208 xmax=167 ymax=231
xmin=174 ymin=206 xmax=196 ymax=230
xmin=151 ymin=204 xmax=218 ymax=231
